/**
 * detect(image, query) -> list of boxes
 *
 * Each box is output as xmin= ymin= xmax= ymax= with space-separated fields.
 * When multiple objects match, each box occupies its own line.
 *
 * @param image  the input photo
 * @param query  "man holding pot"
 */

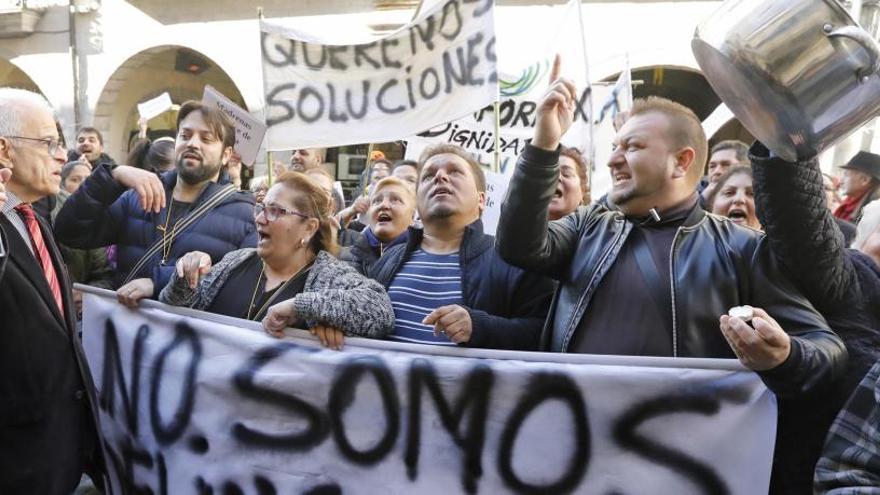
xmin=497 ymin=72 xmax=847 ymax=396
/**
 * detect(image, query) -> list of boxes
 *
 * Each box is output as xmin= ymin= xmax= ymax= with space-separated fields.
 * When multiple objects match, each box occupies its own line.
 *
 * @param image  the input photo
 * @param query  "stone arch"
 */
xmin=92 ymin=45 xmax=247 ymax=162
xmin=709 ymin=118 xmax=754 ymax=149
xmin=0 ymin=57 xmax=42 ymax=94
xmin=599 ymin=65 xmax=721 ymax=121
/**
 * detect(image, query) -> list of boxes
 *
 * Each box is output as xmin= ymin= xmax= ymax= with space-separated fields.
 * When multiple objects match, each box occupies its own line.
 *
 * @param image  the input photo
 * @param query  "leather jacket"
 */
xmin=496 ymin=144 xmax=847 ymax=397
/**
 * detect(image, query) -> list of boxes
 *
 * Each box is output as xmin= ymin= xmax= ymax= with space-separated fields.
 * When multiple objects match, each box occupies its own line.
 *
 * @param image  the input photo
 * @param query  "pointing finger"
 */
xmin=549 ymin=54 xmax=561 ymax=84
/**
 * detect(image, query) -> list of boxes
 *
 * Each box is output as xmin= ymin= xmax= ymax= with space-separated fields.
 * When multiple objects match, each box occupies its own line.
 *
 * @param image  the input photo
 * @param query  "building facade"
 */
xmin=1 ymin=0 xmax=877 ymax=178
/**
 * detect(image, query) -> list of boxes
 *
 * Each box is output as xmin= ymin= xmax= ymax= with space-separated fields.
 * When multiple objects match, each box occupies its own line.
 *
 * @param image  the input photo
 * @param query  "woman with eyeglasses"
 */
xmin=159 ymin=171 xmax=394 ymax=349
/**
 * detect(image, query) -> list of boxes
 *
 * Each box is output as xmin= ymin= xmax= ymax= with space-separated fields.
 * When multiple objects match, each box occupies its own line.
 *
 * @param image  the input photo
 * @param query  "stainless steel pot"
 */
xmin=692 ymin=0 xmax=880 ymax=161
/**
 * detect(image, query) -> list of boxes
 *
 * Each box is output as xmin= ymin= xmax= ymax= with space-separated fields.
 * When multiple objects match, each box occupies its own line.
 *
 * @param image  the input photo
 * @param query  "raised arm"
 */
xmin=55 ymin=164 xmax=166 ymax=249
xmin=496 ymin=75 xmax=585 ymax=279
xmin=751 ymin=142 xmax=859 ymax=312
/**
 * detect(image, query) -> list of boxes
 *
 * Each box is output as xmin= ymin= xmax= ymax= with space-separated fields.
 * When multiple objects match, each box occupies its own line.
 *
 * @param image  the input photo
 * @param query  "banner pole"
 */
xmin=257 ymin=6 xmax=272 ymax=184
xmin=574 ymin=0 xmax=596 ymax=194
xmin=364 ymin=143 xmax=375 ymax=196
xmin=493 ymin=101 xmax=501 ymax=173
xmin=267 ymin=152 xmax=274 ymax=187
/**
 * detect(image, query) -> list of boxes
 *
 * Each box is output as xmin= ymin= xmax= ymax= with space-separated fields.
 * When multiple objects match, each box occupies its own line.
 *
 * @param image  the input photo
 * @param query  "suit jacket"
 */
xmin=0 ymin=213 xmax=103 ymax=495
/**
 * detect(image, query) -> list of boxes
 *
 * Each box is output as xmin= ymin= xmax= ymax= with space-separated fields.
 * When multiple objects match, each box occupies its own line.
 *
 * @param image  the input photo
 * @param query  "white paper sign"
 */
xmin=404 ymin=0 xmax=594 ymax=178
xmin=480 ymin=171 xmax=511 ymax=236
xmin=82 ymin=288 xmax=777 ymax=495
xmin=202 ymin=85 xmax=268 ymax=167
xmin=137 ymin=92 xmax=173 ymax=121
xmin=259 ymin=0 xmax=498 ymax=150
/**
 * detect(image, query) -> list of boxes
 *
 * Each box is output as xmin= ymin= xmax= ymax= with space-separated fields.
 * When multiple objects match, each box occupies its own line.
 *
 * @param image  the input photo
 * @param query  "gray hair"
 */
xmin=0 ymin=88 xmax=55 ymax=138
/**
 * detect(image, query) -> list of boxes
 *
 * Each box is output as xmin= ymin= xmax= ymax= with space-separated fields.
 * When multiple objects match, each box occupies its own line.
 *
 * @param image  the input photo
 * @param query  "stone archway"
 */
xmin=0 ymin=57 xmax=41 ymax=93
xmin=600 ymin=65 xmax=721 ymax=121
xmin=709 ymin=118 xmax=754 ymax=149
xmin=92 ymin=45 xmax=247 ymax=162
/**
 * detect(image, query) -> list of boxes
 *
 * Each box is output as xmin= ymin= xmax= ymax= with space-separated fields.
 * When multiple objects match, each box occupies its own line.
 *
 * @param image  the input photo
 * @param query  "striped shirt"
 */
xmin=388 ymin=249 xmax=462 ymax=346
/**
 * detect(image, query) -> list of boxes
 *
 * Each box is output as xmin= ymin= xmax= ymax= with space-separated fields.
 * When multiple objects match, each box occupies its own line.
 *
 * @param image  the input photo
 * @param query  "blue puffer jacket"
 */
xmin=369 ymin=220 xmax=555 ymax=351
xmin=54 ymin=164 xmax=257 ymax=292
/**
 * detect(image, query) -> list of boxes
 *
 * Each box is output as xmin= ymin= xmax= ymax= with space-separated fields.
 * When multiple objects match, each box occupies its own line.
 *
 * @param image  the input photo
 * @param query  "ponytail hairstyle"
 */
xmin=127 ymin=137 xmax=175 ymax=173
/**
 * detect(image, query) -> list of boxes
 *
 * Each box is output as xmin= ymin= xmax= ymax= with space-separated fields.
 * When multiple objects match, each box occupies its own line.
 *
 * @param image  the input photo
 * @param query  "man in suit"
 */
xmin=0 ymin=88 xmax=103 ymax=494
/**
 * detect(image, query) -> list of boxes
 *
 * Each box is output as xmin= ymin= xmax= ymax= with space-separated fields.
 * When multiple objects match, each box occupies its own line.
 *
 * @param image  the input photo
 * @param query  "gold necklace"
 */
xmin=246 ymin=258 xmax=314 ymax=321
xmin=159 ymin=200 xmax=179 ymax=264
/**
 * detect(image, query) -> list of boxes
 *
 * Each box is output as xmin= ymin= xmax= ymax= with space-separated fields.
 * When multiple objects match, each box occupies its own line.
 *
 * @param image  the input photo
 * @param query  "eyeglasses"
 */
xmin=254 ymin=202 xmax=311 ymax=222
xmin=8 ymin=136 xmax=63 ymax=156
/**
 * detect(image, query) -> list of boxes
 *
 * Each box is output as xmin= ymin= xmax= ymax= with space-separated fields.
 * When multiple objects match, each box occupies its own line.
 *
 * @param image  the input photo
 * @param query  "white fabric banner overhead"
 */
xmin=260 ymin=0 xmax=498 ymax=150
xmin=404 ymin=0 xmax=594 ymax=177
xmin=81 ymin=288 xmax=777 ymax=495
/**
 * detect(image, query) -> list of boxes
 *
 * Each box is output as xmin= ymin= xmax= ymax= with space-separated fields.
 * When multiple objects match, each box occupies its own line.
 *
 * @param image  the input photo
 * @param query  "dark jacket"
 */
xmin=835 ymin=217 xmax=857 ymax=246
xmin=67 ymin=150 xmax=116 ymax=169
xmin=0 ymin=214 xmax=103 ymax=495
xmin=51 ymin=190 xmax=114 ymax=290
xmin=341 ymin=228 xmax=407 ymax=275
xmin=54 ymin=164 xmax=257 ymax=291
xmin=369 ymin=220 xmax=554 ymax=351
xmin=751 ymin=142 xmax=880 ymax=494
xmin=496 ymin=144 xmax=847 ymax=398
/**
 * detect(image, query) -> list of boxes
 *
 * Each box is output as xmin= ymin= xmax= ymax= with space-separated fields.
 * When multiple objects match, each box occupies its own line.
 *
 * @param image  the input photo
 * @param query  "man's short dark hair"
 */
xmin=76 ymin=126 xmax=103 ymax=145
xmin=176 ymin=100 xmax=236 ymax=150
xmin=417 ymin=144 xmax=486 ymax=193
xmin=710 ymin=140 xmax=749 ymax=163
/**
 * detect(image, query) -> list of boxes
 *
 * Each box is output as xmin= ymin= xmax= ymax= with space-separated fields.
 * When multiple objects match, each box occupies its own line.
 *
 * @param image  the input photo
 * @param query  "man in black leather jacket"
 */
xmin=496 ymin=75 xmax=847 ymax=399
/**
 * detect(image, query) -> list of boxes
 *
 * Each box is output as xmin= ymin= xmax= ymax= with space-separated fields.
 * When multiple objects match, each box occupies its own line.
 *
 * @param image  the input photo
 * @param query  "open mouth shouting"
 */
xmin=613 ymin=172 xmax=632 ymax=187
xmin=375 ymin=210 xmax=394 ymax=226
xmin=257 ymin=228 xmax=271 ymax=246
xmin=726 ymin=206 xmax=749 ymax=224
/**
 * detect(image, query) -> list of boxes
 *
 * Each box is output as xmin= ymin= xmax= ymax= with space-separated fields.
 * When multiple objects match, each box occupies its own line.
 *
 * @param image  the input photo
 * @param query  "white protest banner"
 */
xmin=404 ymin=0 xmax=592 ymax=177
xmin=260 ymin=0 xmax=498 ymax=150
xmin=202 ymin=85 xmax=268 ymax=167
xmin=137 ymin=92 xmax=173 ymax=121
xmin=82 ymin=287 xmax=776 ymax=495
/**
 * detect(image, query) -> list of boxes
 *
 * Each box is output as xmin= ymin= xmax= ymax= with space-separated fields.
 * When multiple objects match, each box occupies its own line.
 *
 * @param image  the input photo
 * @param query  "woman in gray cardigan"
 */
xmin=160 ymin=172 xmax=394 ymax=348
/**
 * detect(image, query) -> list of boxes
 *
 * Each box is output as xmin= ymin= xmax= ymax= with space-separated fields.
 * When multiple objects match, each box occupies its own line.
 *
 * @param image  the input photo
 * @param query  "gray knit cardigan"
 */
xmin=158 ymin=248 xmax=393 ymax=338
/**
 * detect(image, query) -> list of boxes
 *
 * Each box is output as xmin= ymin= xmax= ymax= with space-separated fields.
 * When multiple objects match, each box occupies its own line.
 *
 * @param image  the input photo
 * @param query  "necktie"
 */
xmin=14 ymin=203 xmax=64 ymax=314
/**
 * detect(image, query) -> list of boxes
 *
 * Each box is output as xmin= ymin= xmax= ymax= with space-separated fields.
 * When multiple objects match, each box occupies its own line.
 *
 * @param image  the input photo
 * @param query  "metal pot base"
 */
xmin=693 ymin=38 xmax=808 ymax=161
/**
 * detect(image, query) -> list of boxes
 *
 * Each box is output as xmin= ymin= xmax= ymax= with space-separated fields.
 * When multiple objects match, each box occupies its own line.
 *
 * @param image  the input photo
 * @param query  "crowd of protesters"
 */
xmin=3 ymin=60 xmax=880 ymax=494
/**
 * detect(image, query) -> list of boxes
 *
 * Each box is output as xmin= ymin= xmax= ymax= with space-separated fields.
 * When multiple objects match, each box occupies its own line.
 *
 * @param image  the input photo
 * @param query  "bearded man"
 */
xmin=55 ymin=100 xmax=256 ymax=306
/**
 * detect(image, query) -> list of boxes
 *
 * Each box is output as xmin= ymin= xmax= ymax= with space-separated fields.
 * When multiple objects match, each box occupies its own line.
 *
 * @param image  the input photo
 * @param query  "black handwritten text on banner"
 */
xmin=82 ymin=290 xmax=776 ymax=494
xmin=260 ymin=0 xmax=497 ymax=150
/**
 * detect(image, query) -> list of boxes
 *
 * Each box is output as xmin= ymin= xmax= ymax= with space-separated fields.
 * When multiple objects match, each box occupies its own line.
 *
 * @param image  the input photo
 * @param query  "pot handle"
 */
xmin=824 ymin=25 xmax=880 ymax=83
